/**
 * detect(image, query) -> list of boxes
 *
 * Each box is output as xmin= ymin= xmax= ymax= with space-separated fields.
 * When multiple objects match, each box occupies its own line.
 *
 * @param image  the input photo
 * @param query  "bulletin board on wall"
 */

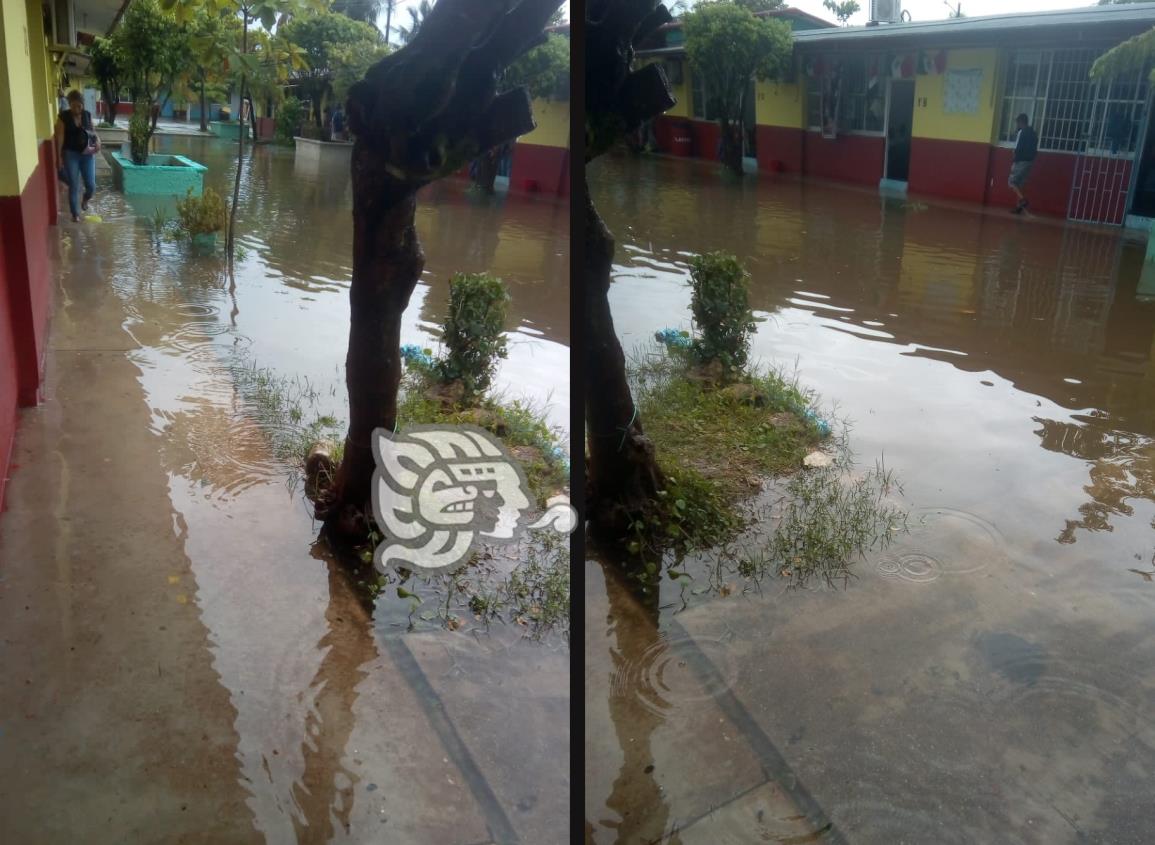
xmin=943 ymin=68 xmax=983 ymax=114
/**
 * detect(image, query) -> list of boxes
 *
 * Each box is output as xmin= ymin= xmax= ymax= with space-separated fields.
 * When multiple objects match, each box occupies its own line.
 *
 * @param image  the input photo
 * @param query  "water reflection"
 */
xmin=35 ymin=143 xmax=569 ymax=843
xmin=152 ymin=136 xmax=570 ymax=435
xmin=291 ymin=544 xmax=377 ymax=844
xmin=600 ymin=568 xmax=671 ymax=843
xmin=588 ymin=153 xmax=1155 ymax=842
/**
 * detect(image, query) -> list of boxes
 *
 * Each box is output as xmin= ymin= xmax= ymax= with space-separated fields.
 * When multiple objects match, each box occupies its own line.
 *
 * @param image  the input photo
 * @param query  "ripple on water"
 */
xmin=610 ymin=635 xmax=738 ymax=717
xmin=875 ymin=507 xmax=1008 ymax=582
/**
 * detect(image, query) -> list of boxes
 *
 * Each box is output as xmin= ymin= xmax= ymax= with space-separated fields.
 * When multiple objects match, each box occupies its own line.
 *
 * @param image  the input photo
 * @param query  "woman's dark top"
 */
xmin=59 ymin=109 xmax=93 ymax=153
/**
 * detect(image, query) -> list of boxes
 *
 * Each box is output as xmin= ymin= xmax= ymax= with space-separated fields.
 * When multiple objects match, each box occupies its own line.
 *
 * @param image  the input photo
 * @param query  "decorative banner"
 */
xmin=891 ymin=53 xmax=916 ymax=79
xmin=943 ymin=68 xmax=983 ymax=114
xmin=918 ymin=50 xmax=948 ymax=75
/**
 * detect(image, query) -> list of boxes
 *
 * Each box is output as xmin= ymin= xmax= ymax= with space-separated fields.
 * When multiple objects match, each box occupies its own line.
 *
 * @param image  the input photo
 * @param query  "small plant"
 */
xmin=150 ymin=206 xmax=168 ymax=232
xmin=275 ymin=97 xmax=304 ymax=144
xmin=175 ymin=187 xmax=227 ymax=238
xmin=689 ymin=251 xmax=757 ymax=375
xmin=435 ymin=273 xmax=510 ymax=400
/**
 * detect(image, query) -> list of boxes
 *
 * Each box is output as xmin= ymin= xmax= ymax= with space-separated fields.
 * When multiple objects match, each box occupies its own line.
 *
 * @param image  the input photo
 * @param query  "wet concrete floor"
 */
xmin=0 ymin=140 xmax=568 ymax=842
xmin=586 ymin=154 xmax=1155 ymax=844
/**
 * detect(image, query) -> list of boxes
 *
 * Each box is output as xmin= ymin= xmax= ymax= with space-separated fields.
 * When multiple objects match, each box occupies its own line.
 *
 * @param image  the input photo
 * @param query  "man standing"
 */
xmin=1010 ymin=113 xmax=1038 ymax=214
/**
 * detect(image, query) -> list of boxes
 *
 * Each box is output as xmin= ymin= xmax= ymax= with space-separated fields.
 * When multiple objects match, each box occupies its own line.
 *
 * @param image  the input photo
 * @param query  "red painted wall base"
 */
xmin=803 ymin=131 xmax=886 ymax=187
xmin=756 ymin=125 xmax=804 ymax=174
xmin=0 ymin=139 xmax=55 ymax=511
xmin=510 ymin=143 xmax=569 ymax=196
xmin=909 ymin=137 xmax=990 ymax=206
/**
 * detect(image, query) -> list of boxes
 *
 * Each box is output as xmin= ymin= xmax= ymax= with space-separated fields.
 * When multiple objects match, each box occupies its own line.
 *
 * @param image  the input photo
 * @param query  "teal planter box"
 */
xmin=210 ymin=121 xmax=245 ymax=140
xmin=110 ymin=152 xmax=206 ymax=197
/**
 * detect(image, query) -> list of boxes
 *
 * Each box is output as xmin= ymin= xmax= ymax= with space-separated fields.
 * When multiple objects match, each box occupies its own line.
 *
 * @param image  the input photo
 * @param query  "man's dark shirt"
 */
xmin=1014 ymin=126 xmax=1038 ymax=162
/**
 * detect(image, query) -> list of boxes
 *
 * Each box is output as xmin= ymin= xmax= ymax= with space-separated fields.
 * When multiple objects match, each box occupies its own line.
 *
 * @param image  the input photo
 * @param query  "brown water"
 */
xmin=0 ymin=137 xmax=567 ymax=842
xmin=586 ymin=154 xmax=1155 ymax=843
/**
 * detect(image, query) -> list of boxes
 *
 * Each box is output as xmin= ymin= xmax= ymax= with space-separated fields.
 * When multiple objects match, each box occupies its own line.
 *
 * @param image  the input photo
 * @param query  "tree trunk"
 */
xmin=101 ymin=86 xmax=117 ymax=126
xmin=198 ymin=79 xmax=208 ymax=132
xmin=719 ymin=119 xmax=743 ymax=176
xmin=316 ymin=0 xmax=560 ymax=543
xmin=585 ymin=187 xmax=665 ymax=540
xmin=323 ymin=178 xmax=423 ymax=534
xmin=227 ymin=14 xmax=249 ymax=269
xmin=472 ymin=150 xmax=499 ymax=194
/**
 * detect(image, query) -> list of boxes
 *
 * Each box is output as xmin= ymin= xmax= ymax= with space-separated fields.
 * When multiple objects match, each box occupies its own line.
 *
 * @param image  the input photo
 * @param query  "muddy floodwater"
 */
xmin=0 ymin=136 xmax=568 ymax=843
xmin=586 ymin=154 xmax=1155 ymax=844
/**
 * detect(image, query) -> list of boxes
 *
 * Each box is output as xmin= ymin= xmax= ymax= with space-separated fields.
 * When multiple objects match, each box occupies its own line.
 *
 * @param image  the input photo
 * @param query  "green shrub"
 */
xmin=275 ymin=97 xmax=304 ymax=144
xmin=689 ymin=251 xmax=756 ymax=374
xmin=175 ymin=187 xmax=227 ymax=237
xmin=436 ymin=273 xmax=510 ymax=399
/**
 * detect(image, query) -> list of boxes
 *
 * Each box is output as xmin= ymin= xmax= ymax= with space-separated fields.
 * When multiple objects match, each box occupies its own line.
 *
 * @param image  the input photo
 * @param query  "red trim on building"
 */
xmin=0 ymin=140 xmax=56 ymax=510
xmin=652 ymin=116 xmax=725 ymax=162
xmin=756 ymin=125 xmax=805 ymax=173
xmin=803 ymin=131 xmax=886 ymax=186
xmin=908 ymin=137 xmax=990 ymax=205
xmin=510 ymin=143 xmax=570 ymax=196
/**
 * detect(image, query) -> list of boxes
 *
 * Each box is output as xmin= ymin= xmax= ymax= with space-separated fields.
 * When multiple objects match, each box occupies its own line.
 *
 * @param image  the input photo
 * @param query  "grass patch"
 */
xmin=227 ymin=357 xmax=570 ymax=640
xmin=734 ymin=447 xmax=908 ymax=589
xmin=618 ymin=344 xmax=907 ymax=592
xmin=228 ymin=360 xmax=345 ymax=489
xmin=397 ymin=371 xmax=568 ymax=505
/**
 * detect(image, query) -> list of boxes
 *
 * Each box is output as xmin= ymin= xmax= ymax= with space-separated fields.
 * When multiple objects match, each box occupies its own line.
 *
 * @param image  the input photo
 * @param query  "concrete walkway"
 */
xmin=0 ymin=171 xmax=567 ymax=843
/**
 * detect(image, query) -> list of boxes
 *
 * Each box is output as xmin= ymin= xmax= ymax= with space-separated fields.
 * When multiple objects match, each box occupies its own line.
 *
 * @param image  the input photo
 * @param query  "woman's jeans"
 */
xmin=63 ymin=149 xmax=96 ymax=217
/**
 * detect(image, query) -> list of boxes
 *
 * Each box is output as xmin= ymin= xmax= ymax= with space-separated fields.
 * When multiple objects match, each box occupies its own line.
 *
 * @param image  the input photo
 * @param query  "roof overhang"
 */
xmin=794 ymin=5 xmax=1155 ymax=52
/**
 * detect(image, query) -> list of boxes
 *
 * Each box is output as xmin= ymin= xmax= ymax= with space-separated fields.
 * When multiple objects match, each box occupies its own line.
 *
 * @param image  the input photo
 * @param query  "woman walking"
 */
xmin=54 ymin=90 xmax=99 ymax=222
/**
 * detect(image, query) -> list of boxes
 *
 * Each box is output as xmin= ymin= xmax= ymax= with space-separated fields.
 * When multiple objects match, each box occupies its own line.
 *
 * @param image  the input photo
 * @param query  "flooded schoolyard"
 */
xmin=0 ymin=136 xmax=568 ymax=843
xmin=586 ymin=154 xmax=1155 ymax=843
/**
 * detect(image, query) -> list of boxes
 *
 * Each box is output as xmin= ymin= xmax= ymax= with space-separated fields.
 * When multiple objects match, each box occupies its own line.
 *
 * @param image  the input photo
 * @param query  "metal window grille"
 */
xmin=691 ymin=70 xmax=722 ymax=122
xmin=1000 ymin=48 xmax=1149 ymax=155
xmin=805 ymin=53 xmax=886 ymax=133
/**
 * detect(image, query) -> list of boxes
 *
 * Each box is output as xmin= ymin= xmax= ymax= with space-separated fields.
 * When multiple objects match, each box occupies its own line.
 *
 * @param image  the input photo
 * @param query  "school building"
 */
xmin=639 ymin=4 xmax=1155 ymax=228
xmin=1 ymin=0 xmax=115 ymax=509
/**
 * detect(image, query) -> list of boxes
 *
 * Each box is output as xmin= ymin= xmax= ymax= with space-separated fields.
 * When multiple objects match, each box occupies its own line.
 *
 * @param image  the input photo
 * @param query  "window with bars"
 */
xmin=999 ymin=48 xmax=1149 ymax=155
xmin=805 ymin=54 xmax=886 ymax=133
xmin=691 ymin=69 xmax=722 ymax=121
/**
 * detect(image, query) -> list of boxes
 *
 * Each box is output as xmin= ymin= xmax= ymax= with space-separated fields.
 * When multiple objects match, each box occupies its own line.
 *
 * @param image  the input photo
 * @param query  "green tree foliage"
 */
xmin=734 ymin=0 xmax=784 ymax=11
xmin=89 ymin=36 xmax=124 ymax=126
xmin=282 ymin=10 xmax=384 ymax=124
xmin=330 ymin=0 xmax=384 ymax=22
xmin=397 ymin=0 xmax=433 ymax=44
xmin=683 ymin=1 xmax=792 ymax=175
xmin=179 ymin=9 xmax=237 ymax=131
xmin=823 ymin=0 xmax=860 ymax=25
xmin=275 ymin=96 xmax=305 ymax=141
xmin=164 ymin=0 xmax=316 ymax=266
xmin=501 ymin=32 xmax=569 ymax=99
xmin=111 ymin=0 xmax=188 ymax=162
xmin=1092 ymin=21 xmax=1155 ymax=81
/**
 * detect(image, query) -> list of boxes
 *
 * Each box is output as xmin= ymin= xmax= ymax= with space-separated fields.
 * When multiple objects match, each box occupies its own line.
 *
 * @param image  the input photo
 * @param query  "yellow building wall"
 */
xmin=27 ymin=0 xmax=55 ymax=140
xmin=755 ymin=76 xmax=804 ymax=129
xmin=0 ymin=0 xmax=44 ymax=196
xmin=519 ymin=97 xmax=569 ymax=149
xmin=911 ymin=48 xmax=1001 ymax=144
